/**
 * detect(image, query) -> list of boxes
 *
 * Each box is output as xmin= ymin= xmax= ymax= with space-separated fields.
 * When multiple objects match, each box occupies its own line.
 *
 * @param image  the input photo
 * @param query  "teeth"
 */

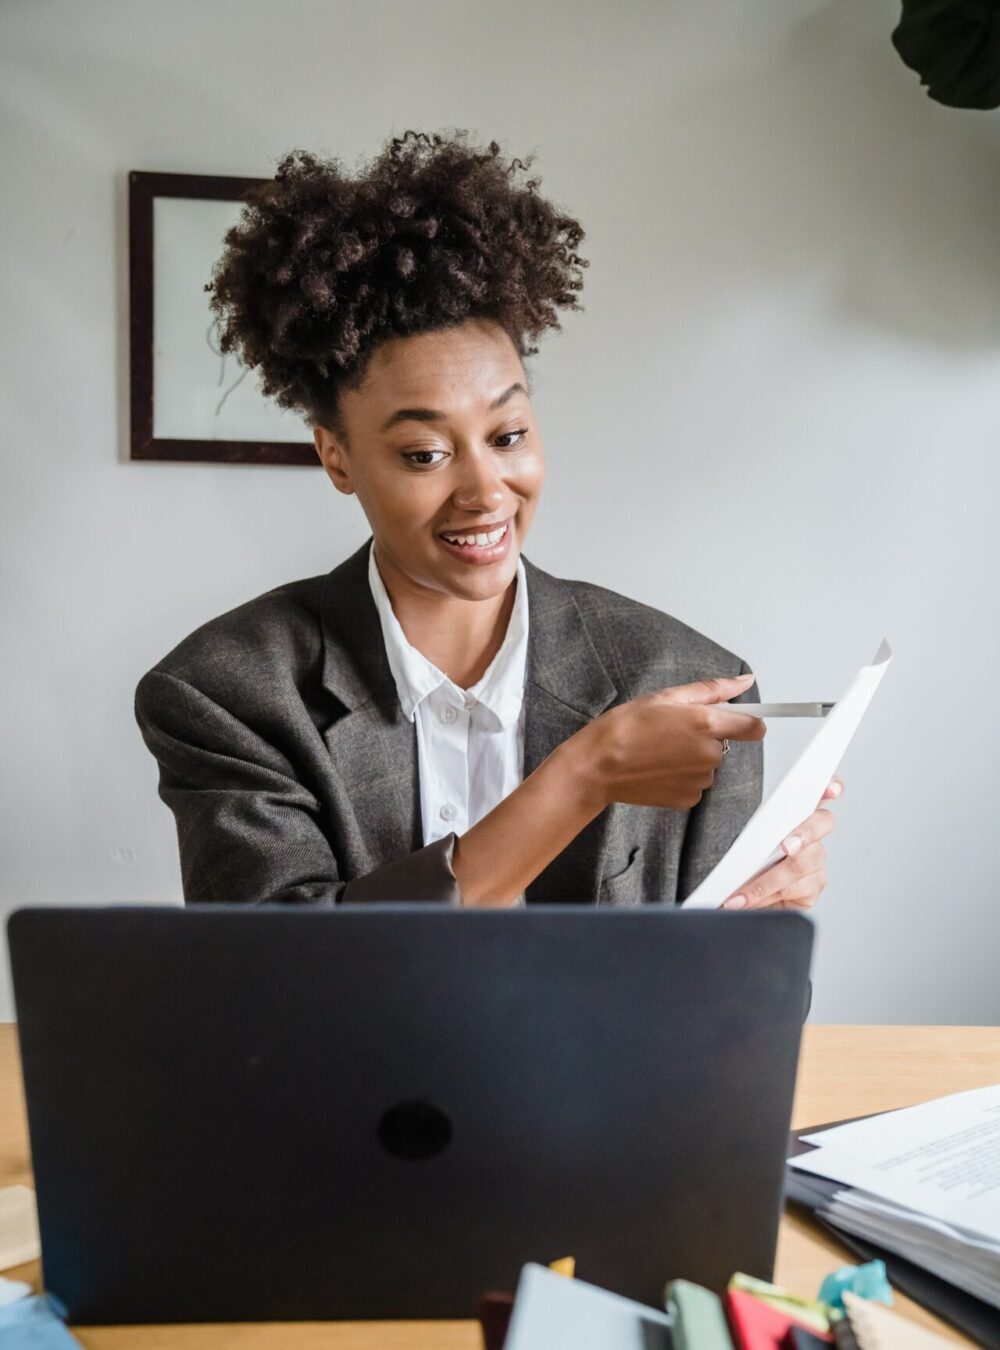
xmin=442 ymin=523 xmax=508 ymax=547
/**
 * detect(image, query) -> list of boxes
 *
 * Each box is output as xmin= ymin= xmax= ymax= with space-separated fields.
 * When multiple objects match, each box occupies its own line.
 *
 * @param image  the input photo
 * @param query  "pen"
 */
xmin=723 ymin=703 xmax=836 ymax=719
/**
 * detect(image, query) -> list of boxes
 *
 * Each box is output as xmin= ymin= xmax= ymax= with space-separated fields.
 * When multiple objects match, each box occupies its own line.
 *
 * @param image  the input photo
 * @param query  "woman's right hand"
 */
xmin=570 ymin=672 xmax=766 ymax=813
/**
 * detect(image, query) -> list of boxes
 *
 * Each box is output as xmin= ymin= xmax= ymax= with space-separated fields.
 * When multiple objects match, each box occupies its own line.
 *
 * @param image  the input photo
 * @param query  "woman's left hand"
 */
xmin=722 ymin=776 xmax=843 ymax=910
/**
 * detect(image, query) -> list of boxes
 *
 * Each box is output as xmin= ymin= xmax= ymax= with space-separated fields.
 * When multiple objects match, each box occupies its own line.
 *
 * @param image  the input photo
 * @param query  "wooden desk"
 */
xmin=0 ymin=1025 xmax=996 ymax=1348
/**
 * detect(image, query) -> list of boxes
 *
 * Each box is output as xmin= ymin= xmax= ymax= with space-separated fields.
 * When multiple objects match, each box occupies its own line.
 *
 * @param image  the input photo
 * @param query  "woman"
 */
xmin=135 ymin=130 xmax=839 ymax=911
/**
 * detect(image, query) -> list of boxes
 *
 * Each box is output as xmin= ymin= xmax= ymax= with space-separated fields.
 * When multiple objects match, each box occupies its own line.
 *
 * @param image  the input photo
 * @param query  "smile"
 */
xmin=440 ymin=523 xmax=509 ymax=547
xmin=436 ymin=519 xmax=514 ymax=566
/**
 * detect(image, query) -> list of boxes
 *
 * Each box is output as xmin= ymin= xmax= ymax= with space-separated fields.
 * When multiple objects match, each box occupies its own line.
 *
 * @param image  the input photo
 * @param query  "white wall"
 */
xmin=2 ymin=0 xmax=998 ymax=1024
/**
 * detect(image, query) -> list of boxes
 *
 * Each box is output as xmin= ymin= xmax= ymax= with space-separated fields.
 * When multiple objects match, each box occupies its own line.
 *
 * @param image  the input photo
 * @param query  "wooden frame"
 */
xmin=129 ymin=170 xmax=317 ymax=465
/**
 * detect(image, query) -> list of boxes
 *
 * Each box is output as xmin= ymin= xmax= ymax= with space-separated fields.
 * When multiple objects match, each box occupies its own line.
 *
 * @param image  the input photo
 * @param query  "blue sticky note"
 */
xmin=0 ymin=1296 xmax=80 ymax=1347
xmin=819 ymin=1260 xmax=893 ymax=1312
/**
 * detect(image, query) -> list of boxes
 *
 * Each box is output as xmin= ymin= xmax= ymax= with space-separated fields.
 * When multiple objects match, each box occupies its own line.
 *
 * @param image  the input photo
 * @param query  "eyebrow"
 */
xmin=379 ymin=382 xmax=528 ymax=434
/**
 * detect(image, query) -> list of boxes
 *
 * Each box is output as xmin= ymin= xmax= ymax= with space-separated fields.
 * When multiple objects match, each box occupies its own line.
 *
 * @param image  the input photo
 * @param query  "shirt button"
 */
xmin=439 ymin=706 xmax=457 ymax=724
xmin=439 ymin=803 xmax=458 ymax=822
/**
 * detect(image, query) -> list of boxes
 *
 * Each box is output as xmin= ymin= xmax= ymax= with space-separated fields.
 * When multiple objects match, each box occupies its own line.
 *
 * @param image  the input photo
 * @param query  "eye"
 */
xmin=403 ymin=449 xmax=449 ymax=467
xmin=495 ymin=428 xmax=528 ymax=449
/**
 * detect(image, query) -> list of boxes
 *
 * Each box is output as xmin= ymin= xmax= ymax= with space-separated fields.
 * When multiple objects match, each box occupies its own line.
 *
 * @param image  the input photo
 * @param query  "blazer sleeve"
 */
xmin=675 ymin=661 xmax=764 ymax=903
xmin=134 ymin=670 xmax=461 ymax=907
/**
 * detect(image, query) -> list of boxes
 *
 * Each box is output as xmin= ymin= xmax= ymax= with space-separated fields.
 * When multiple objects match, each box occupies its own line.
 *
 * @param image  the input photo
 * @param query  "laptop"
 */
xmin=7 ymin=905 xmax=812 ymax=1323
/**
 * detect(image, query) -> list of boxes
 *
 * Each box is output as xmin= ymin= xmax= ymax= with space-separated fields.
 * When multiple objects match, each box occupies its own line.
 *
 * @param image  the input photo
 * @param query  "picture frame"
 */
xmin=129 ymin=170 xmax=317 ymax=465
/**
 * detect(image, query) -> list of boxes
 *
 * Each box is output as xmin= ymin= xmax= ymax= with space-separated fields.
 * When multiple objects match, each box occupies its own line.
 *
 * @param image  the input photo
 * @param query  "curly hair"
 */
xmin=205 ymin=129 xmax=588 ymax=431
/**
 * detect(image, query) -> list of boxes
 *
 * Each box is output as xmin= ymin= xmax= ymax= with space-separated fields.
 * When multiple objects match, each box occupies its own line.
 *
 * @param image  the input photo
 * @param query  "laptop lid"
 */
xmin=7 ymin=906 xmax=812 ymax=1323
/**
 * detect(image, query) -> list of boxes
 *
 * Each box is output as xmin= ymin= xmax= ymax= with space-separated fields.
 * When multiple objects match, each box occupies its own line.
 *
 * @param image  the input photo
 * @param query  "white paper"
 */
xmin=827 ymin=1190 xmax=1000 ymax=1257
xmin=842 ymin=1291 xmax=956 ymax=1350
xmin=820 ymin=1194 xmax=1000 ymax=1305
xmin=789 ymin=1084 xmax=1000 ymax=1243
xmin=681 ymin=639 xmax=892 ymax=909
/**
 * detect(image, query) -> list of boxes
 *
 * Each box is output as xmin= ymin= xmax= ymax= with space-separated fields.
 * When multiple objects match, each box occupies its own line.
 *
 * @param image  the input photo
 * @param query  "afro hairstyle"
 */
xmin=205 ymin=129 xmax=588 ymax=431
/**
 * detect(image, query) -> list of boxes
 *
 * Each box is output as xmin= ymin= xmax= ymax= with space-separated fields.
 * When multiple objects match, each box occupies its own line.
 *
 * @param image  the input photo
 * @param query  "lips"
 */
xmin=436 ymin=517 xmax=514 ymax=566
xmin=439 ymin=521 xmax=509 ymax=548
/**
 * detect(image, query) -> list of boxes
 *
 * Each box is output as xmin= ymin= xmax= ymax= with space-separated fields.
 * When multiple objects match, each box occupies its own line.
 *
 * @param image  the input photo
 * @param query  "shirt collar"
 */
xmin=367 ymin=543 xmax=529 ymax=728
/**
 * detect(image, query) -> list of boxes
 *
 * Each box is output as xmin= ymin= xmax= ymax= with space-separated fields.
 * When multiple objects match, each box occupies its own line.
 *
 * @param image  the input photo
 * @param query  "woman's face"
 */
xmin=313 ymin=318 xmax=544 ymax=604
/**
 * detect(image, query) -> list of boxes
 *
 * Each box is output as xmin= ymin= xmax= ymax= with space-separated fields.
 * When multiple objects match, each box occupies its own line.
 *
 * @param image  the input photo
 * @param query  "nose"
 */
xmin=452 ymin=448 xmax=505 ymax=514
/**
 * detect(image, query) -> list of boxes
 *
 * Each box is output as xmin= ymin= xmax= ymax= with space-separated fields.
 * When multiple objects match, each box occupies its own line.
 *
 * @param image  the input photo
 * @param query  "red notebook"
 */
xmin=725 ymin=1289 xmax=834 ymax=1349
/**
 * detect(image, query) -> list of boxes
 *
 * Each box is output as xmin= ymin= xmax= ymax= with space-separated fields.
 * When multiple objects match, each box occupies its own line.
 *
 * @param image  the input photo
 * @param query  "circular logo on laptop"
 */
xmin=377 ymin=1101 xmax=453 ymax=1160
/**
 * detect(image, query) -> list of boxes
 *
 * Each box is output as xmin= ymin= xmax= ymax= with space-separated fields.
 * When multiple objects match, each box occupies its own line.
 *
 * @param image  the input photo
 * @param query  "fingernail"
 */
xmin=829 ymin=781 xmax=842 ymax=797
xmin=724 ymin=895 xmax=747 ymax=910
xmin=738 ymin=672 xmax=755 ymax=682
xmin=784 ymin=835 xmax=802 ymax=856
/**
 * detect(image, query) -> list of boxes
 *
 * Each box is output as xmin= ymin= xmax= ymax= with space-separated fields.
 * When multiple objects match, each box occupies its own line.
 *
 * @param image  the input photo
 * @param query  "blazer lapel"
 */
xmin=314 ymin=543 xmax=621 ymax=899
xmin=521 ymin=558 xmax=619 ymax=904
xmin=318 ymin=541 xmax=422 ymax=871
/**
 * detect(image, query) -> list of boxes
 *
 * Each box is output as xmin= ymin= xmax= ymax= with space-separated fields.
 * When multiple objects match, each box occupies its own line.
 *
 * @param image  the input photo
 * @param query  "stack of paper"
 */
xmin=787 ymin=1085 xmax=1000 ymax=1309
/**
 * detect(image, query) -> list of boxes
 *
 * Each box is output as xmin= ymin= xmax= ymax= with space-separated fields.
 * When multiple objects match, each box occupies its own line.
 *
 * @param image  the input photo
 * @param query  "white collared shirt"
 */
xmin=367 ymin=546 xmax=529 ymax=870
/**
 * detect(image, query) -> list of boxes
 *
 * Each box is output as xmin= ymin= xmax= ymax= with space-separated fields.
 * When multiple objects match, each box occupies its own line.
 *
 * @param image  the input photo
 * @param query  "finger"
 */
xmin=704 ymin=707 xmax=768 ymax=742
xmin=766 ymin=869 xmax=828 ymax=911
xmin=724 ymin=842 xmax=826 ymax=909
xmin=781 ymin=807 xmax=836 ymax=859
xmin=660 ymin=672 xmax=755 ymax=706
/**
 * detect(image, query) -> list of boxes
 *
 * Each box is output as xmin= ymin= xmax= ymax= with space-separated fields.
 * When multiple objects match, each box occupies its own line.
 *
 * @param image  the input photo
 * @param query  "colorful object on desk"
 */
xmin=479 ymin=1253 xmax=578 ymax=1349
xmin=663 ymin=1279 xmax=734 ymax=1349
xmin=842 ymin=1290 xmax=954 ymax=1349
xmin=831 ymin=1315 xmax=861 ymax=1350
xmin=0 ymin=1295 xmax=80 ymax=1347
xmin=783 ymin=1328 xmax=835 ymax=1350
xmin=725 ymin=1288 xmax=834 ymax=1349
xmin=504 ymin=1263 xmax=673 ymax=1349
xmin=479 ymin=1290 xmax=515 ymax=1350
xmin=818 ymin=1261 xmax=892 ymax=1314
xmin=729 ymin=1274 xmax=833 ymax=1334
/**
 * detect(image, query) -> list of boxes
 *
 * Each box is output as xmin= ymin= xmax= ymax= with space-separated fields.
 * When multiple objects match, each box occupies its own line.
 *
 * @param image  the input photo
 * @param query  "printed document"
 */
xmin=789 ymin=1085 xmax=1000 ymax=1307
xmin=792 ymin=1084 xmax=1000 ymax=1241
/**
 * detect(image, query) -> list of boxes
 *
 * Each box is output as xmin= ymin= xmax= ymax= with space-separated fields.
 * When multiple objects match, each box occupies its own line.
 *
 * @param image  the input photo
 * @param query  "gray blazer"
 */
xmin=135 ymin=539 xmax=762 ymax=908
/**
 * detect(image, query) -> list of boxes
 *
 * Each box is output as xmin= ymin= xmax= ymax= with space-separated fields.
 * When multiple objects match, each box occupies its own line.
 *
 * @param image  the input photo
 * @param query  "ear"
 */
xmin=313 ymin=424 xmax=355 ymax=496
